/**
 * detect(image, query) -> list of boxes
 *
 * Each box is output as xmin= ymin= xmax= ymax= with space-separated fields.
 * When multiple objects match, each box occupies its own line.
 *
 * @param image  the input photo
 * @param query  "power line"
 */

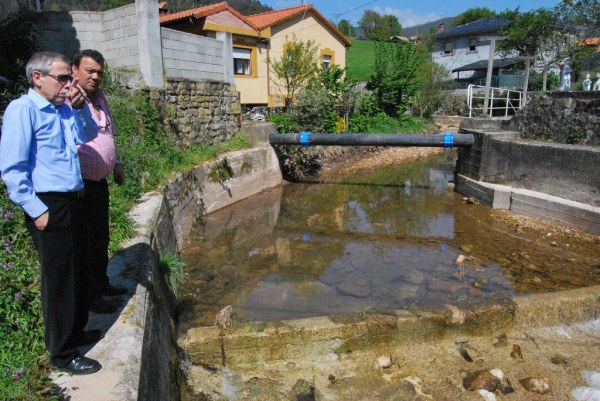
xmin=330 ymin=0 xmax=379 ymax=22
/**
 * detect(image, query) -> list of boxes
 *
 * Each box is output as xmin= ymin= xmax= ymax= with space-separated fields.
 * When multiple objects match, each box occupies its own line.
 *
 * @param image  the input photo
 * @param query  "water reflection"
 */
xmin=179 ymin=153 xmax=600 ymax=328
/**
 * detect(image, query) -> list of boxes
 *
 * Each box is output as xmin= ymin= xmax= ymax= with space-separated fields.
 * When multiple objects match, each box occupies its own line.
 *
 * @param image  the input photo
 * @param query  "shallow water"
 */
xmin=179 ymin=152 xmax=600 ymax=329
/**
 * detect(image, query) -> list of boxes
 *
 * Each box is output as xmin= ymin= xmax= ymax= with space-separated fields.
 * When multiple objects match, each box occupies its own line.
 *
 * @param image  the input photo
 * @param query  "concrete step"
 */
xmin=455 ymin=174 xmax=600 ymax=235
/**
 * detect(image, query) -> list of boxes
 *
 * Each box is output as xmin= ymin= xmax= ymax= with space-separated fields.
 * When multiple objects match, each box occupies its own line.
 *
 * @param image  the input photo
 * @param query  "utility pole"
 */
xmin=480 ymin=35 xmax=505 ymax=117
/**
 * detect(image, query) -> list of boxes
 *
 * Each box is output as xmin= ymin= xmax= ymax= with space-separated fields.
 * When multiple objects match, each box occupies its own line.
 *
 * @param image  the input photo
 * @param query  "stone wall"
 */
xmin=155 ymin=79 xmax=242 ymax=148
xmin=511 ymin=91 xmax=600 ymax=146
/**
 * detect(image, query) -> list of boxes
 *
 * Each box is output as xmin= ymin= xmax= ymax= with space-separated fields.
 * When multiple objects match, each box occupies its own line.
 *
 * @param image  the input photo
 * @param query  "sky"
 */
xmin=260 ymin=0 xmax=562 ymax=28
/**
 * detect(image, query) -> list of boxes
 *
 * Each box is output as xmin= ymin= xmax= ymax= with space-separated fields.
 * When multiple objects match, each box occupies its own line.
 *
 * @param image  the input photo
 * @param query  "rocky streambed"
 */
xmin=177 ymin=146 xmax=600 ymax=401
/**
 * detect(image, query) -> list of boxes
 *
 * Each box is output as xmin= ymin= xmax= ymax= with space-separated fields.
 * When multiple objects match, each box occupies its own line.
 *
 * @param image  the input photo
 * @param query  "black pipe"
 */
xmin=268 ymin=133 xmax=473 ymax=148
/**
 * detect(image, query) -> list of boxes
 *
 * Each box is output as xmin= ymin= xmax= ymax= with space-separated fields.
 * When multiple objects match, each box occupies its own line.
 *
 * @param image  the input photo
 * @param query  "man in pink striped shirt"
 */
xmin=73 ymin=49 xmax=127 ymax=314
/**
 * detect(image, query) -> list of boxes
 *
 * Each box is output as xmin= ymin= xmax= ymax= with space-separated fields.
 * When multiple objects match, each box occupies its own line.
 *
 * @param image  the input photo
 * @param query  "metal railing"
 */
xmin=467 ymin=84 xmax=525 ymax=118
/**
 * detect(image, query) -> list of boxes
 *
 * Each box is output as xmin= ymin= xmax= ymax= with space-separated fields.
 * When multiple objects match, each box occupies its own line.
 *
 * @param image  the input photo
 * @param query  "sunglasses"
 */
xmin=44 ymin=73 xmax=73 ymax=84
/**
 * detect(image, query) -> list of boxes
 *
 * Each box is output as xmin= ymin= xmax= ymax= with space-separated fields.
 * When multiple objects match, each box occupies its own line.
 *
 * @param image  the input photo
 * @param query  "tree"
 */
xmin=337 ymin=19 xmax=356 ymax=38
xmin=358 ymin=10 xmax=381 ymax=40
xmin=412 ymin=60 xmax=451 ymax=118
xmin=452 ymin=7 xmax=497 ymax=27
xmin=375 ymin=15 xmax=402 ymax=40
xmin=358 ymin=10 xmax=402 ymax=40
xmin=269 ymin=35 xmax=319 ymax=106
xmin=367 ymin=41 xmax=427 ymax=116
xmin=534 ymin=28 xmax=577 ymax=91
xmin=498 ymin=8 xmax=566 ymax=96
xmin=558 ymin=0 xmax=600 ymax=33
xmin=417 ymin=26 xmax=439 ymax=53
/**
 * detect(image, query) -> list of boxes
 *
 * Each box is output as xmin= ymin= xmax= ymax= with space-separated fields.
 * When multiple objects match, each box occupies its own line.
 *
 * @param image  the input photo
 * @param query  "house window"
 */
xmin=320 ymin=49 xmax=335 ymax=70
xmin=233 ymin=47 xmax=252 ymax=75
xmin=469 ymin=38 xmax=477 ymax=52
xmin=444 ymin=41 xmax=455 ymax=55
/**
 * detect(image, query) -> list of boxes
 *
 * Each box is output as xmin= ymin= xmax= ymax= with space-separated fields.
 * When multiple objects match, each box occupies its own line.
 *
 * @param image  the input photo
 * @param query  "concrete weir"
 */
xmin=455 ymin=125 xmax=600 ymax=235
xmin=53 ymin=121 xmax=600 ymax=400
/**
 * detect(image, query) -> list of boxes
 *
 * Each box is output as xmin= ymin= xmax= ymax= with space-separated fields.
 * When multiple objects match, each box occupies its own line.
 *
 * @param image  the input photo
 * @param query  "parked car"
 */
xmin=244 ymin=106 xmax=267 ymax=121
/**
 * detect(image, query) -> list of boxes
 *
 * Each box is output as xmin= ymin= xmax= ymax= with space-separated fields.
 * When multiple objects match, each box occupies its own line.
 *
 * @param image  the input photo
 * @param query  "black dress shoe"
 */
xmin=101 ymin=283 xmax=128 ymax=296
xmin=89 ymin=298 xmax=117 ymax=314
xmin=77 ymin=329 xmax=104 ymax=346
xmin=59 ymin=356 xmax=102 ymax=375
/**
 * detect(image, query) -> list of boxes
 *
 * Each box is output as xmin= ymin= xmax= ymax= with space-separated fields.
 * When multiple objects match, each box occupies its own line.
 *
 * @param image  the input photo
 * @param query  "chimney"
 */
xmin=158 ymin=2 xmax=169 ymax=15
xmin=438 ymin=22 xmax=445 ymax=32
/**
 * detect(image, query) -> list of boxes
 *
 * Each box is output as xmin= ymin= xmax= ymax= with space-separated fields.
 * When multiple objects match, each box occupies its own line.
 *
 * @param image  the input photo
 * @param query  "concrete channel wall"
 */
xmin=456 ymin=120 xmax=600 ymax=235
xmin=138 ymin=144 xmax=283 ymax=400
xmin=52 ymin=124 xmax=282 ymax=400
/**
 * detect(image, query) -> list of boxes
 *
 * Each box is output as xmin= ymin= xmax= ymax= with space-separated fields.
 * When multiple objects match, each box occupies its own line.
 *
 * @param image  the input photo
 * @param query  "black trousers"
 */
xmin=26 ymin=194 xmax=90 ymax=367
xmin=82 ymin=179 xmax=110 ymax=298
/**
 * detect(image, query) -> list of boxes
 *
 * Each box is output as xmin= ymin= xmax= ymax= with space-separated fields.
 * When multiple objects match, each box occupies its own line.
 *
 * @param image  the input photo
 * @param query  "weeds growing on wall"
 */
xmin=105 ymin=89 xmax=249 ymax=253
xmin=159 ymin=252 xmax=186 ymax=298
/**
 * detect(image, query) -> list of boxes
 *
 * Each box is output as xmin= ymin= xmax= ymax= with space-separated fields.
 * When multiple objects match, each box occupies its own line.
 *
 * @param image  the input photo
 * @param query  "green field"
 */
xmin=346 ymin=39 xmax=375 ymax=82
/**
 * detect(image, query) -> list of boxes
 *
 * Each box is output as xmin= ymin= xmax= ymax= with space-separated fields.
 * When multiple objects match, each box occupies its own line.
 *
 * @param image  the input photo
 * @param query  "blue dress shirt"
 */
xmin=0 ymin=89 xmax=98 ymax=219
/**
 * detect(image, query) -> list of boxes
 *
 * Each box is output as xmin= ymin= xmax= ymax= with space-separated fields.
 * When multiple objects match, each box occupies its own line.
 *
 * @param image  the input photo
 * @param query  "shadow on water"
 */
xmin=179 ymin=152 xmax=600 ymax=330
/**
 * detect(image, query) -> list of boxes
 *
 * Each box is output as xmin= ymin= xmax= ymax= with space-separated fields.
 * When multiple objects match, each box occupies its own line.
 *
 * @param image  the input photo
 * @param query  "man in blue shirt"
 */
xmin=0 ymin=52 xmax=102 ymax=375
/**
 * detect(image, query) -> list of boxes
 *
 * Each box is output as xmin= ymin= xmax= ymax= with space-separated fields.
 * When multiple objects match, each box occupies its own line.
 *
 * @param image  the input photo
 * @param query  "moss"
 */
xmin=208 ymin=157 xmax=234 ymax=186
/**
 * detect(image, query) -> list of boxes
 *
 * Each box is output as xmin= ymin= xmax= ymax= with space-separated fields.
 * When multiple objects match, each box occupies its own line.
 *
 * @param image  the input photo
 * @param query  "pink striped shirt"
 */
xmin=76 ymin=90 xmax=117 ymax=181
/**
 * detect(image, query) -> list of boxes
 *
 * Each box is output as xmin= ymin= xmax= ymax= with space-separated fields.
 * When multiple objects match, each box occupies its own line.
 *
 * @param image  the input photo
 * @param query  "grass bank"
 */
xmin=346 ymin=39 xmax=375 ymax=82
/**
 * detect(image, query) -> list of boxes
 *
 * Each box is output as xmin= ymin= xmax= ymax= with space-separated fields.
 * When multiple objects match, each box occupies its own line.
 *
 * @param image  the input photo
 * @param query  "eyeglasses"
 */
xmin=44 ymin=73 xmax=73 ymax=84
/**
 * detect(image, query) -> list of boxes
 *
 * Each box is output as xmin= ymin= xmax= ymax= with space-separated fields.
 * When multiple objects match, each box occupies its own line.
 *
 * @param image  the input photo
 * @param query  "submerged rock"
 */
xmin=478 ymin=389 xmax=497 ymax=401
xmin=519 ymin=377 xmax=551 ymax=394
xmin=290 ymin=379 xmax=316 ymax=401
xmin=376 ymin=355 xmax=393 ymax=369
xmin=463 ymin=370 xmax=500 ymax=392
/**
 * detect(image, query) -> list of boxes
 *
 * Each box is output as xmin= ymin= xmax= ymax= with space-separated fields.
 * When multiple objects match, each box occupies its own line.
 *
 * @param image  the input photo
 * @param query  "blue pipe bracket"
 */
xmin=443 ymin=132 xmax=454 ymax=149
xmin=299 ymin=131 xmax=312 ymax=147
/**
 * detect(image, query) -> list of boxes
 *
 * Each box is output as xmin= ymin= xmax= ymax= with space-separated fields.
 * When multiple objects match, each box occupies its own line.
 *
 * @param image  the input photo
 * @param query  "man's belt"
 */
xmin=37 ymin=189 xmax=85 ymax=199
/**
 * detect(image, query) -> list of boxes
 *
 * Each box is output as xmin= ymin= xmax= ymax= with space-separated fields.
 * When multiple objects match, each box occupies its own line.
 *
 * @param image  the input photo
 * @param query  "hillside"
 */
xmin=401 ymin=17 xmax=456 ymax=37
xmin=41 ymin=0 xmax=272 ymax=14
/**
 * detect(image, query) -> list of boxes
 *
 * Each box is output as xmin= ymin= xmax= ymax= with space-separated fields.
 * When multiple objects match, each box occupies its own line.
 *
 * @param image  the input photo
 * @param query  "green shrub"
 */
xmin=268 ymin=113 xmax=299 ymax=133
xmin=0 ymin=185 xmax=57 ymax=401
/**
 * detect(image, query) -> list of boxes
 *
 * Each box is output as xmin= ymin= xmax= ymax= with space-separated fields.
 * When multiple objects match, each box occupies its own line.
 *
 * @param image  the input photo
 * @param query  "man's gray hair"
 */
xmin=25 ymin=51 xmax=71 ymax=87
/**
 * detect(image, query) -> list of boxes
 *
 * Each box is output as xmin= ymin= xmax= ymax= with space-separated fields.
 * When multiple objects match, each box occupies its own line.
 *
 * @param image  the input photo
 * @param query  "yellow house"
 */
xmin=247 ymin=4 xmax=352 ymax=107
xmin=160 ymin=2 xmax=351 ymax=107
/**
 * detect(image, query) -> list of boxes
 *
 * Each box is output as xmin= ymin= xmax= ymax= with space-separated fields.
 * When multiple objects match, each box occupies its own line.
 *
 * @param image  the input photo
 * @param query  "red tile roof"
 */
xmin=160 ymin=2 xmax=259 ymax=31
xmin=247 ymin=4 xmax=351 ymax=46
xmin=578 ymin=37 xmax=600 ymax=52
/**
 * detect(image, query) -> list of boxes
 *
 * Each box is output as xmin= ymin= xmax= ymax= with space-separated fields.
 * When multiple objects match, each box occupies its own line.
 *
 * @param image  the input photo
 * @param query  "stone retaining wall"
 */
xmin=511 ymin=91 xmax=600 ymax=146
xmin=154 ymin=79 xmax=242 ymax=148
